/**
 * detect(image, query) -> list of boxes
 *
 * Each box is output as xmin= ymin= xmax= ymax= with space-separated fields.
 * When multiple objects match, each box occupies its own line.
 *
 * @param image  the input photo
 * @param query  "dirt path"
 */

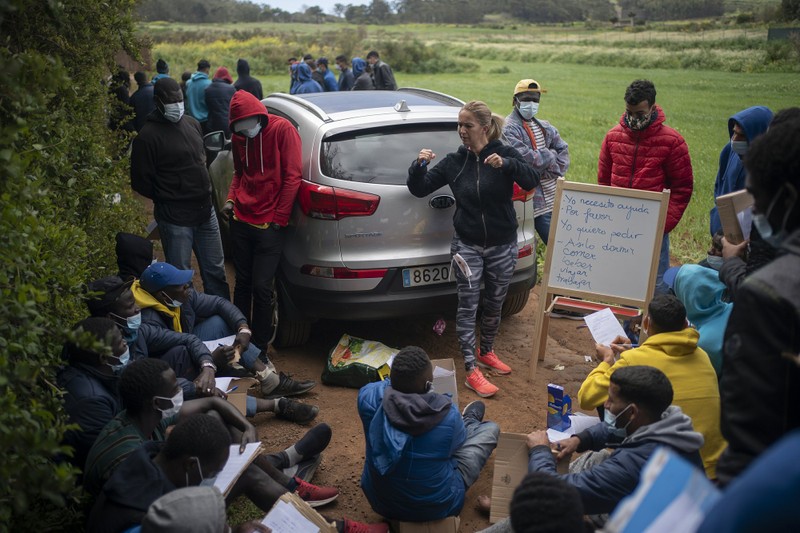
xmin=256 ymin=285 xmax=598 ymax=530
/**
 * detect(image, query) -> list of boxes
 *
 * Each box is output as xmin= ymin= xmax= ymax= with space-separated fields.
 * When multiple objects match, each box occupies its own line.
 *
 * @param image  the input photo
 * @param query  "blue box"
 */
xmin=547 ymin=383 xmax=572 ymax=431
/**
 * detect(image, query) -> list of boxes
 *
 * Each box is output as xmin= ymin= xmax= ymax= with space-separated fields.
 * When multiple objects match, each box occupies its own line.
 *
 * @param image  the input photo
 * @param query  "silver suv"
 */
xmin=206 ymin=89 xmax=537 ymax=346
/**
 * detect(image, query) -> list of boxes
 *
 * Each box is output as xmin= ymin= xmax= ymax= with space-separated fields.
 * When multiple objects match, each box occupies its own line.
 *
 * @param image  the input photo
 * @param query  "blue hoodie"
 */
xmin=185 ymin=71 xmax=211 ymax=122
xmin=290 ymin=63 xmax=322 ymax=95
xmin=673 ymin=264 xmax=732 ymax=376
xmin=352 ymin=57 xmax=367 ymax=79
xmin=709 ymin=106 xmax=773 ymax=235
xmin=358 ymin=379 xmax=467 ymax=521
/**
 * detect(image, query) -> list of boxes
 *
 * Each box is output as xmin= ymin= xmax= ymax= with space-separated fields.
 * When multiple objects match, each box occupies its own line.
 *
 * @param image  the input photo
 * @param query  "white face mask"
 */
xmin=154 ymin=389 xmax=183 ymax=420
xmin=517 ymin=101 xmax=539 ymax=120
xmin=107 ymin=347 xmax=130 ymax=374
xmin=162 ymin=101 xmax=184 ymax=123
xmin=243 ymin=123 xmax=262 ymax=138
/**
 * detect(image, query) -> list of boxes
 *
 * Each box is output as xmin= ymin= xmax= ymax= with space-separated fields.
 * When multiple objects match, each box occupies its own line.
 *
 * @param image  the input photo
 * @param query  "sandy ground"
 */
xmin=245 ymin=283 xmax=598 ymax=530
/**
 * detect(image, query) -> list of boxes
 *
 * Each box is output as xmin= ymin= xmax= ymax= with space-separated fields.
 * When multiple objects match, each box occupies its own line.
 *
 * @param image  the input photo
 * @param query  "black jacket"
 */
xmin=129 ymin=83 xmax=155 ymax=132
xmin=353 ymin=72 xmax=374 ymax=91
xmin=132 ymin=322 xmax=214 ymax=369
xmin=87 ymin=442 xmax=173 ymax=533
xmin=408 ymin=140 xmax=539 ymax=247
xmin=141 ymin=287 xmax=247 ymax=336
xmin=130 ymin=112 xmax=212 ymax=226
xmin=372 ymin=60 xmax=397 ymax=91
xmin=205 ymin=78 xmax=236 ymax=136
xmin=234 ymin=59 xmax=263 ymax=100
xmin=716 ymin=228 xmax=800 ymax=485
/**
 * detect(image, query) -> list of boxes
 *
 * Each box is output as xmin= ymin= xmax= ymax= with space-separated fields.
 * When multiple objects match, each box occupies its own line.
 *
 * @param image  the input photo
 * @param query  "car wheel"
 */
xmin=273 ymin=289 xmax=312 ymax=348
xmin=501 ymin=289 xmax=530 ymax=317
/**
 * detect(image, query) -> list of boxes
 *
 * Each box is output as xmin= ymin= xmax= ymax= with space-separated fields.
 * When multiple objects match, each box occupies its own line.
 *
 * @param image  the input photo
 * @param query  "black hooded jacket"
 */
xmin=234 ymin=59 xmax=263 ymax=100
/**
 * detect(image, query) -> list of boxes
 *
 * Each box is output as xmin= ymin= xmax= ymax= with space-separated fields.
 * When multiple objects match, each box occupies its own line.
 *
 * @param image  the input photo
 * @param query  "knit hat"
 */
xmin=213 ymin=66 xmax=233 ymax=84
xmin=156 ymin=58 xmax=169 ymax=74
xmin=141 ymin=487 xmax=226 ymax=533
xmin=115 ymin=232 xmax=154 ymax=281
xmin=513 ymin=79 xmax=547 ymax=97
xmin=86 ymin=276 xmax=133 ymax=316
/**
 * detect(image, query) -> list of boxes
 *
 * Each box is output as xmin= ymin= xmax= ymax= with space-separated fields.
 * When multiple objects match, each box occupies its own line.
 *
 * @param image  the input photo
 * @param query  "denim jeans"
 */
xmin=454 ymin=417 xmax=500 ymax=488
xmin=655 ymin=233 xmax=670 ymax=295
xmin=534 ymin=211 xmax=552 ymax=246
xmin=231 ymin=220 xmax=284 ymax=348
xmin=157 ymin=206 xmax=230 ymax=300
xmin=192 ymin=315 xmax=265 ymax=418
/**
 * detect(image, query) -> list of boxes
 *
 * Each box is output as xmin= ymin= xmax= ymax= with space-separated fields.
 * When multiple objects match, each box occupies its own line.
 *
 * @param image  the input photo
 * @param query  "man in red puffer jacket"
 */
xmin=598 ymin=79 xmax=693 ymax=294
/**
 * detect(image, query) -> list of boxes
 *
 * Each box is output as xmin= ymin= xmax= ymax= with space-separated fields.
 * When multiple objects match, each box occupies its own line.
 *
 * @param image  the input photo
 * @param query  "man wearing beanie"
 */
xmin=234 ymin=58 xmax=263 ymax=100
xmin=130 ymin=77 xmax=230 ymax=300
xmin=151 ymin=58 xmax=170 ymax=83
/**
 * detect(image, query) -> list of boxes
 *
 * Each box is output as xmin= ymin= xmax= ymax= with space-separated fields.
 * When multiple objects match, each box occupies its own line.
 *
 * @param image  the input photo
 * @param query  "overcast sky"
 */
xmin=259 ymin=1 xmax=344 ymax=15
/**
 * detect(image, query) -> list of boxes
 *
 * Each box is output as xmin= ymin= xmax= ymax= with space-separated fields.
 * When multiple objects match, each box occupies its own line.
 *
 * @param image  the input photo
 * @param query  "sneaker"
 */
xmin=294 ymin=423 xmax=332 ymax=459
xmin=284 ymin=453 xmax=323 ymax=483
xmin=461 ymin=400 xmax=486 ymax=423
xmin=276 ymin=398 xmax=319 ymax=424
xmin=465 ymin=368 xmax=498 ymax=398
xmin=263 ymin=372 xmax=316 ymax=399
xmin=476 ymin=350 xmax=512 ymax=375
xmin=342 ymin=518 xmax=389 ymax=533
xmin=294 ymin=477 xmax=339 ymax=507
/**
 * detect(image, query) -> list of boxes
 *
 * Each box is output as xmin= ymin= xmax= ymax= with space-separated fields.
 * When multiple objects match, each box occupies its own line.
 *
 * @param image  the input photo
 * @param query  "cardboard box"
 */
xmin=715 ymin=189 xmax=754 ymax=245
xmin=390 ymin=516 xmax=460 ymax=533
xmin=489 ymin=433 xmax=571 ymax=523
xmin=224 ymin=377 xmax=258 ymax=416
xmin=430 ymin=358 xmax=458 ymax=406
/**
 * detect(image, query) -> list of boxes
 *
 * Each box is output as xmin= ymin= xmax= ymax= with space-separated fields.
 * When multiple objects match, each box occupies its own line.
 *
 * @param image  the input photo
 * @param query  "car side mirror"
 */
xmin=204 ymin=131 xmax=228 ymax=152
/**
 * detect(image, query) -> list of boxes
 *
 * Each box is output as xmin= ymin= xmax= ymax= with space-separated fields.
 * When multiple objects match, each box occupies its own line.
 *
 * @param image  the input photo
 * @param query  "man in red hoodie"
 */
xmin=598 ymin=79 xmax=694 ymax=294
xmin=222 ymin=90 xmax=302 ymax=348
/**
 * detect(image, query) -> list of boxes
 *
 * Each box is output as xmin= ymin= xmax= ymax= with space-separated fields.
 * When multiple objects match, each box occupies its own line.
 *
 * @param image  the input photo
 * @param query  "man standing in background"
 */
xmin=366 ymin=50 xmax=397 ymax=91
xmin=185 ymin=59 xmax=212 ymax=133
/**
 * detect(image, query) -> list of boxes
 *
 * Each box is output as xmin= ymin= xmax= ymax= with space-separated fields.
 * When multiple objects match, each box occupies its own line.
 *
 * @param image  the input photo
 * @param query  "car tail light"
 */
xmin=297 ymin=180 xmax=380 ymax=220
xmin=518 ymin=244 xmax=533 ymax=259
xmin=512 ymin=183 xmax=535 ymax=202
xmin=301 ymin=265 xmax=388 ymax=279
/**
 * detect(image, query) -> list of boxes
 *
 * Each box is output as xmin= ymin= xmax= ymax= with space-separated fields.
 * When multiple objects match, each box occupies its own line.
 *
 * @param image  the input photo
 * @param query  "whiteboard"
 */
xmin=545 ymin=181 xmax=667 ymax=302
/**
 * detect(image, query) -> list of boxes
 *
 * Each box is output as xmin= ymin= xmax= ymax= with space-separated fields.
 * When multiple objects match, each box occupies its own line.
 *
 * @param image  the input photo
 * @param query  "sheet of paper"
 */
xmin=261 ymin=500 xmax=320 ymax=532
xmin=738 ymin=206 xmax=752 ymax=241
xmin=214 ymin=377 xmax=235 ymax=392
xmin=203 ymin=334 xmax=237 ymax=353
xmin=433 ymin=365 xmax=455 ymax=378
xmin=583 ymin=307 xmax=627 ymax=347
xmin=214 ymin=442 xmax=262 ymax=496
xmin=546 ymin=414 xmax=601 ymax=441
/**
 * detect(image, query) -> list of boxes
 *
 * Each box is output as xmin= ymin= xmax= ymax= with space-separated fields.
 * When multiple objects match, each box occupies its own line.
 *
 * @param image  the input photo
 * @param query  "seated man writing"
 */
xmin=83 ymin=358 xmax=337 ymax=511
xmin=134 ymin=262 xmax=315 ymax=400
xmin=577 ymin=294 xmax=725 ymax=479
xmin=358 ymin=346 xmax=499 ymax=521
xmin=86 ymin=275 xmax=315 ymax=423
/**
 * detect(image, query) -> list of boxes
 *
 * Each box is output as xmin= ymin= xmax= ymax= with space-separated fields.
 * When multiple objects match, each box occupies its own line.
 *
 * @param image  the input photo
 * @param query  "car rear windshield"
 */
xmin=320 ymin=124 xmax=460 ymax=185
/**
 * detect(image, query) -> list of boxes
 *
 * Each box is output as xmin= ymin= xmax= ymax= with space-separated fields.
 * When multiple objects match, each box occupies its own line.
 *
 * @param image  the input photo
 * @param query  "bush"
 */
xmin=0 ymin=0 xmax=144 ymax=529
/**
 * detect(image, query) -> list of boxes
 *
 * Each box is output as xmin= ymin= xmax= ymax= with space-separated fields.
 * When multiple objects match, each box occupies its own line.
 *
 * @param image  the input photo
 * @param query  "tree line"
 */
xmin=137 ymin=0 xmax=799 ymax=25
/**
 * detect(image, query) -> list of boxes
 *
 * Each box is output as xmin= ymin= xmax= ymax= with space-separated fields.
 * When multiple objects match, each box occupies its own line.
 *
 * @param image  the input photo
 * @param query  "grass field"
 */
xmin=148 ymin=22 xmax=799 ymax=262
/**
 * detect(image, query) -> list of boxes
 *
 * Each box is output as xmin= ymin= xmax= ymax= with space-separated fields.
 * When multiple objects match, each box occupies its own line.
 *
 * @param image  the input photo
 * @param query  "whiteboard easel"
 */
xmin=531 ymin=179 xmax=669 ymax=380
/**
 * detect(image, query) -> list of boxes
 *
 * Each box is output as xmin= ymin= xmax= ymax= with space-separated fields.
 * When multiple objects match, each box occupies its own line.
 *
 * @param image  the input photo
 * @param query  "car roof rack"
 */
xmin=396 ymin=87 xmax=464 ymax=107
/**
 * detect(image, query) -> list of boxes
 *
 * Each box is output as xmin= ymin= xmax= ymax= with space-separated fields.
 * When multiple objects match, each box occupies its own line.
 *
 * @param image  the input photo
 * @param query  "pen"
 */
xmin=226 ymin=386 xmax=238 ymax=394
xmin=576 ymin=325 xmax=588 ymax=329
xmin=612 ymin=343 xmax=639 ymax=349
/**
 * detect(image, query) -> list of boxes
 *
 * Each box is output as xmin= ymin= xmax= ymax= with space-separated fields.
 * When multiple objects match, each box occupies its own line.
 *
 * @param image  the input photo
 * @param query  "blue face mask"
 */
xmin=160 ymin=291 xmax=182 ymax=308
xmin=604 ymin=403 xmax=633 ymax=439
xmin=517 ymin=101 xmax=539 ymax=120
xmin=730 ymin=139 xmax=748 ymax=156
xmin=107 ymin=347 xmax=130 ymax=374
xmin=192 ymin=456 xmax=218 ymax=487
xmin=753 ymin=183 xmax=797 ymax=248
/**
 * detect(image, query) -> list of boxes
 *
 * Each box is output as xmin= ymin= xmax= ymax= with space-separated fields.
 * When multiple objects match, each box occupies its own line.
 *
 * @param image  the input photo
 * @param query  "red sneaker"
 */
xmin=294 ymin=477 xmax=339 ymax=507
xmin=465 ymin=368 xmax=499 ymax=398
xmin=342 ymin=518 xmax=390 ymax=533
xmin=476 ymin=349 xmax=512 ymax=374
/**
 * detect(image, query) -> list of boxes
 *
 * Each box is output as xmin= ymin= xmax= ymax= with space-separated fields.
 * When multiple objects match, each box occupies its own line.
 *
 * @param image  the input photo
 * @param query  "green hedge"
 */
xmin=0 ymin=0 xmax=144 ymax=529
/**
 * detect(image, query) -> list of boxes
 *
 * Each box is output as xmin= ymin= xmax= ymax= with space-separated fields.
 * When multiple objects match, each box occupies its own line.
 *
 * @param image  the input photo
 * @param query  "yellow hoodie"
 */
xmin=577 ymin=327 xmax=726 ymax=479
xmin=131 ymin=280 xmax=183 ymax=333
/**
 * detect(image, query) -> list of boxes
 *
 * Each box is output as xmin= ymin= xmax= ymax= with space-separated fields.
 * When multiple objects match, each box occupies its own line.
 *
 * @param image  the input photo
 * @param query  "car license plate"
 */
xmin=402 ymin=264 xmax=451 ymax=287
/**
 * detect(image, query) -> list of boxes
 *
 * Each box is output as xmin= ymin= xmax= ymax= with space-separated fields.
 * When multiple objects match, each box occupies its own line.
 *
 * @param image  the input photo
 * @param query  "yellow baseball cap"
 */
xmin=514 ymin=79 xmax=547 ymax=96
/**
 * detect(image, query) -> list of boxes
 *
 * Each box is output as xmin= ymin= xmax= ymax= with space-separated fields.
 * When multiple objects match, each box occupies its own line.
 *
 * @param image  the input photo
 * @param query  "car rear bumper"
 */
xmin=279 ymin=263 xmax=537 ymax=321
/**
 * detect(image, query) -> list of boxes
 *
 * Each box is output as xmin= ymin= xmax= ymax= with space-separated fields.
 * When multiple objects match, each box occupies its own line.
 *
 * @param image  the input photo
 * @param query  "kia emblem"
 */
xmin=429 ymin=195 xmax=455 ymax=209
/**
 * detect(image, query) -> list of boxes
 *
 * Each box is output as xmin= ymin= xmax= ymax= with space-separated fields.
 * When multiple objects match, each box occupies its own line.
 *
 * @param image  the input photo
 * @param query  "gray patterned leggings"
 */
xmin=451 ymin=235 xmax=517 ymax=371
